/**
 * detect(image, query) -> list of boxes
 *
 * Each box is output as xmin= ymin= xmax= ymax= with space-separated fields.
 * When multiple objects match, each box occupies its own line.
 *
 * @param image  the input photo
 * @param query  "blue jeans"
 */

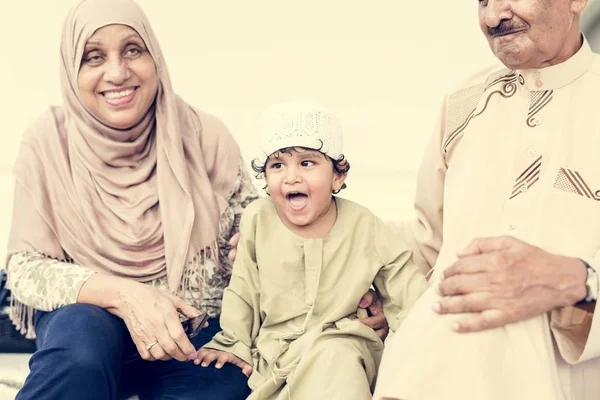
xmin=16 ymin=304 xmax=251 ymax=400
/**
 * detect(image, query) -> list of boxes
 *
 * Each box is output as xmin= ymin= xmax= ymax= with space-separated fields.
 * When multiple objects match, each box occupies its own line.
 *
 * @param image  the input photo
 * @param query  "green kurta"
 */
xmin=204 ymin=197 xmax=428 ymax=399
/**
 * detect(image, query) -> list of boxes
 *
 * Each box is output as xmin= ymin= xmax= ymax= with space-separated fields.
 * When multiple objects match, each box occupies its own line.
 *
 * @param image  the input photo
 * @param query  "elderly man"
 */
xmin=374 ymin=0 xmax=599 ymax=399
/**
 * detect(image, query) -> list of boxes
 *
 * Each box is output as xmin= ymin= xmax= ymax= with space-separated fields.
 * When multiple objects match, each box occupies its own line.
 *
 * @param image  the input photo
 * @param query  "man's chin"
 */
xmin=490 ymin=43 xmax=532 ymax=70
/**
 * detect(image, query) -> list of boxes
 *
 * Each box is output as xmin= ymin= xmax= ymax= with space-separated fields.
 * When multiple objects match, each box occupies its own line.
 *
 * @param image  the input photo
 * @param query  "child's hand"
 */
xmin=195 ymin=348 xmax=253 ymax=377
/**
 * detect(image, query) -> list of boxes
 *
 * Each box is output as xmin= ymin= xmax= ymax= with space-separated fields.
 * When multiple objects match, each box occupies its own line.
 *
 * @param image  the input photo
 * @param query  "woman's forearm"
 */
xmin=7 ymin=251 xmax=96 ymax=311
xmin=77 ymin=272 xmax=142 ymax=317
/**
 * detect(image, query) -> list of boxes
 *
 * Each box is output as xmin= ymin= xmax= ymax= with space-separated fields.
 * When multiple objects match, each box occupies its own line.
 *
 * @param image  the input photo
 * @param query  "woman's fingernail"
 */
xmin=359 ymin=299 xmax=368 ymax=308
xmin=216 ymin=363 xmax=222 ymax=369
xmin=432 ymin=302 xmax=441 ymax=313
xmin=188 ymin=353 xmax=197 ymax=361
xmin=201 ymin=362 xmax=208 ymax=367
xmin=451 ymin=322 xmax=460 ymax=332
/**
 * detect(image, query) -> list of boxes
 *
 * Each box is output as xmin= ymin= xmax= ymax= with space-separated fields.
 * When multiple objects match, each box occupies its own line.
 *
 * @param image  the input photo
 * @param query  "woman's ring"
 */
xmin=146 ymin=341 xmax=158 ymax=350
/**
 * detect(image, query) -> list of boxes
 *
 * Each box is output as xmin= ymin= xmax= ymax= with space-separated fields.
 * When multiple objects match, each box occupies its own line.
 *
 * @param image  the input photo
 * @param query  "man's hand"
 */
xmin=358 ymin=289 xmax=390 ymax=341
xmin=195 ymin=348 xmax=253 ymax=377
xmin=434 ymin=236 xmax=587 ymax=333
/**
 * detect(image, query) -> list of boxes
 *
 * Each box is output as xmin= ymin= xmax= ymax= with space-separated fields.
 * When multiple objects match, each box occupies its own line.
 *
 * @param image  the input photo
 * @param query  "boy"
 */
xmin=197 ymin=101 xmax=428 ymax=399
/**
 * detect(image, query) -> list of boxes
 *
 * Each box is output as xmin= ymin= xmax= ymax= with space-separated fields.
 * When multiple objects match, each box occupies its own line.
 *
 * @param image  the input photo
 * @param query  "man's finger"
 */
xmin=457 ymin=236 xmax=515 ymax=258
xmin=438 ymin=273 xmax=488 ymax=297
xmin=443 ymin=254 xmax=496 ymax=279
xmin=450 ymin=309 xmax=506 ymax=333
xmin=228 ymin=248 xmax=238 ymax=261
xmin=433 ymin=292 xmax=490 ymax=315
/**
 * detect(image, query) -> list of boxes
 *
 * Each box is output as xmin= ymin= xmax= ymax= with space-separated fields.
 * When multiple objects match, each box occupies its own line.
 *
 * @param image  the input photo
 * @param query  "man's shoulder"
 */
xmin=446 ymin=62 xmax=514 ymax=97
xmin=590 ymin=52 xmax=600 ymax=76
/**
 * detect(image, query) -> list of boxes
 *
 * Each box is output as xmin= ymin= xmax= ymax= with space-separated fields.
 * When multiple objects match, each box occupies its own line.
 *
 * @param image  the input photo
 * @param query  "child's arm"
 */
xmin=201 ymin=206 xmax=262 ymax=367
xmin=372 ymin=218 xmax=429 ymax=332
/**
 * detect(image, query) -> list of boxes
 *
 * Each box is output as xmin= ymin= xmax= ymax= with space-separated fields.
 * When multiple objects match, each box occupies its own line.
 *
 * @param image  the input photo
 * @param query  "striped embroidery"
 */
xmin=554 ymin=168 xmax=600 ymax=200
xmin=510 ymin=155 xmax=542 ymax=199
xmin=443 ymin=72 xmax=517 ymax=153
xmin=527 ymin=90 xmax=553 ymax=128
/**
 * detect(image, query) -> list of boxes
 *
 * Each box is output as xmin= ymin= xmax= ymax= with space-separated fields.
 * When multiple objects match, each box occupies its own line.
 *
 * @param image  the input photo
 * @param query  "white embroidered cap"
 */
xmin=258 ymin=100 xmax=344 ymax=164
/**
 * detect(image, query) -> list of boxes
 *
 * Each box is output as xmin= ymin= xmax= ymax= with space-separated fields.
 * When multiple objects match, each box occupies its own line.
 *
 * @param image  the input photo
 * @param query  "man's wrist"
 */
xmin=576 ymin=259 xmax=597 ymax=305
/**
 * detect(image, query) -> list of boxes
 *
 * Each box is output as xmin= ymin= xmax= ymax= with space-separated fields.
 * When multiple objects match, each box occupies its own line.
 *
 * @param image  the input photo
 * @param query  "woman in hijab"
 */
xmin=5 ymin=0 xmax=257 ymax=398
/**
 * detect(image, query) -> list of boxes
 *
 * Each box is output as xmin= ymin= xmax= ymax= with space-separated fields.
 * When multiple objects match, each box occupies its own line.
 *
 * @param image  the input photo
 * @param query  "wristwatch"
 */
xmin=581 ymin=260 xmax=599 ymax=303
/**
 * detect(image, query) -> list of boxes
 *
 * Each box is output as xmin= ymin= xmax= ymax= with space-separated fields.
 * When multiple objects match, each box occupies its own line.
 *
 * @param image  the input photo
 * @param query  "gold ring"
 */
xmin=145 ymin=341 xmax=158 ymax=351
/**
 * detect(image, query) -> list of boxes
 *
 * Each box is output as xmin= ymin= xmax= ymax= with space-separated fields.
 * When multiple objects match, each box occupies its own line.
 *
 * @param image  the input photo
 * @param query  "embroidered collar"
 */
xmin=516 ymin=36 xmax=593 ymax=91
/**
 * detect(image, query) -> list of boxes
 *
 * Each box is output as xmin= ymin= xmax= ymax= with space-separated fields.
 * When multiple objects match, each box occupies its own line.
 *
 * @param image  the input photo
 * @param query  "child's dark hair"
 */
xmin=251 ymin=146 xmax=350 ymax=194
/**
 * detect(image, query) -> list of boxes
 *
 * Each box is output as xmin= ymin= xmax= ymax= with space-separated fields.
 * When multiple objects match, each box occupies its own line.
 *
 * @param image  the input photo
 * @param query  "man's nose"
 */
xmin=484 ymin=0 xmax=513 ymax=29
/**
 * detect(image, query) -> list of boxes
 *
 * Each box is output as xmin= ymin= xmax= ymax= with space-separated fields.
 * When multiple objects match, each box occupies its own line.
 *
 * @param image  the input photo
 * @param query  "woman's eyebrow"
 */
xmin=85 ymin=33 xmax=142 ymax=49
xmin=85 ymin=40 xmax=103 ymax=47
xmin=120 ymin=33 xmax=142 ymax=43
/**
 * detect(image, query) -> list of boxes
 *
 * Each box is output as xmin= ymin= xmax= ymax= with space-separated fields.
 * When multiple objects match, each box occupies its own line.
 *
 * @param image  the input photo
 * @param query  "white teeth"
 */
xmin=104 ymin=88 xmax=135 ymax=99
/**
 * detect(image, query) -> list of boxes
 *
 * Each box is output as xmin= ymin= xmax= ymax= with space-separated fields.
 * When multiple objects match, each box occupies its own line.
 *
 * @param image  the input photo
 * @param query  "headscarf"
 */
xmin=7 ymin=0 xmax=240 ymax=295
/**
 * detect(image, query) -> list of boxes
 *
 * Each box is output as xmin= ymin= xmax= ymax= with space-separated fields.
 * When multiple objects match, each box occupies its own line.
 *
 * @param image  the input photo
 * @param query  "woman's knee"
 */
xmin=36 ymin=304 xmax=125 ymax=364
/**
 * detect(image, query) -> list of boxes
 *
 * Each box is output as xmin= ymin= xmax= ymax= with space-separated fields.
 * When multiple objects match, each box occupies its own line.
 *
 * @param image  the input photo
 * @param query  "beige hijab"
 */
xmin=7 ymin=0 xmax=240 ymax=293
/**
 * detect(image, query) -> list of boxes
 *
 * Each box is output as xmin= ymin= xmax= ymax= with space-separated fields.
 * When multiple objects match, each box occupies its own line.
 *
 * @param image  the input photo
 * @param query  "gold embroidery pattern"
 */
xmin=509 ymin=155 xmax=542 ymax=200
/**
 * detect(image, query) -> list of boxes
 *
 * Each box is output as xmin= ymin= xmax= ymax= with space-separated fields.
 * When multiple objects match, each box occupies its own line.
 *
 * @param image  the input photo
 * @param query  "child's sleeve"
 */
xmin=372 ymin=218 xmax=429 ymax=332
xmin=202 ymin=207 xmax=261 ymax=365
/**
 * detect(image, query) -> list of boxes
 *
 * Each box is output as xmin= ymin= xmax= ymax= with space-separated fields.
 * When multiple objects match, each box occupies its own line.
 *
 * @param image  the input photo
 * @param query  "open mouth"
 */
xmin=101 ymin=87 xmax=138 ymax=106
xmin=286 ymin=192 xmax=308 ymax=210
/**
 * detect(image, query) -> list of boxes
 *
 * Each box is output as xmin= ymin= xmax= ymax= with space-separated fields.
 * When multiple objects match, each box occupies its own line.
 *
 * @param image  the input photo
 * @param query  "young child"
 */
xmin=196 ymin=101 xmax=428 ymax=399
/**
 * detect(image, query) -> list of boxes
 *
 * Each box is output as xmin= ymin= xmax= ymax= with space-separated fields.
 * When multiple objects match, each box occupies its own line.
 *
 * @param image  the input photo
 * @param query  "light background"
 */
xmin=3 ymin=0 xmax=593 ymax=263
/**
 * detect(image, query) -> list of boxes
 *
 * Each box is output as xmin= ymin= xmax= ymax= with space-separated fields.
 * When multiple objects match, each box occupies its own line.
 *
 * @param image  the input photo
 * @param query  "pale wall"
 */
xmin=0 ymin=1 xmax=504 ymax=263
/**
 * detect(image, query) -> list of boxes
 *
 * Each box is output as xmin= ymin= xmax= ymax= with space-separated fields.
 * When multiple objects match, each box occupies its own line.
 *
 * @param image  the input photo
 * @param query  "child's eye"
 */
xmin=301 ymin=160 xmax=315 ymax=167
xmin=269 ymin=163 xmax=283 ymax=169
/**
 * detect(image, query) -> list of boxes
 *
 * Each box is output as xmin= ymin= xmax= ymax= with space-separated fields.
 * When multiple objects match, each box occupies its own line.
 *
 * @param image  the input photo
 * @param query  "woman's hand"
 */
xmin=195 ymin=348 xmax=253 ymax=377
xmin=358 ymin=289 xmax=390 ymax=341
xmin=79 ymin=274 xmax=200 ymax=362
xmin=228 ymin=232 xmax=241 ymax=261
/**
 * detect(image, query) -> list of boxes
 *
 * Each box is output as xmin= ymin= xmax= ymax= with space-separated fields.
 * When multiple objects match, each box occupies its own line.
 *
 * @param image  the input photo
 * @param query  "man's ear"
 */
xmin=571 ymin=0 xmax=588 ymax=16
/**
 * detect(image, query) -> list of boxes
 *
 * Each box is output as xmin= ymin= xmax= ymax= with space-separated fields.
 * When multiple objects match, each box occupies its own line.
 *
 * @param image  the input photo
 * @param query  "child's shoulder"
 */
xmin=336 ymin=197 xmax=387 ymax=230
xmin=239 ymin=197 xmax=279 ymax=227
xmin=241 ymin=197 xmax=275 ymax=218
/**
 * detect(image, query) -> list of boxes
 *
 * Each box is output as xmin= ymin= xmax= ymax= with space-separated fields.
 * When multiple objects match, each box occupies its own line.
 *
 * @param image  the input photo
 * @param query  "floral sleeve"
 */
xmin=7 ymin=251 xmax=96 ymax=311
xmin=217 ymin=158 xmax=261 ymax=273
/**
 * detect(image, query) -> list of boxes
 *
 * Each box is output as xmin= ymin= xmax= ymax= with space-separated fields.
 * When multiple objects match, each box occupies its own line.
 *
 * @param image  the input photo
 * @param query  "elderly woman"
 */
xmin=5 ymin=0 xmax=387 ymax=399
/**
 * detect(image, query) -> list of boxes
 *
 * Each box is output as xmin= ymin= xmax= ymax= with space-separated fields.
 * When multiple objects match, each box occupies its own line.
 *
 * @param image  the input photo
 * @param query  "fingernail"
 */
xmin=432 ymin=302 xmax=441 ymax=313
xmin=201 ymin=362 xmax=208 ymax=367
xmin=194 ymin=359 xmax=200 ymax=365
xmin=216 ymin=363 xmax=222 ymax=369
xmin=451 ymin=322 xmax=460 ymax=332
xmin=359 ymin=299 xmax=367 ymax=308
xmin=188 ymin=353 xmax=197 ymax=361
